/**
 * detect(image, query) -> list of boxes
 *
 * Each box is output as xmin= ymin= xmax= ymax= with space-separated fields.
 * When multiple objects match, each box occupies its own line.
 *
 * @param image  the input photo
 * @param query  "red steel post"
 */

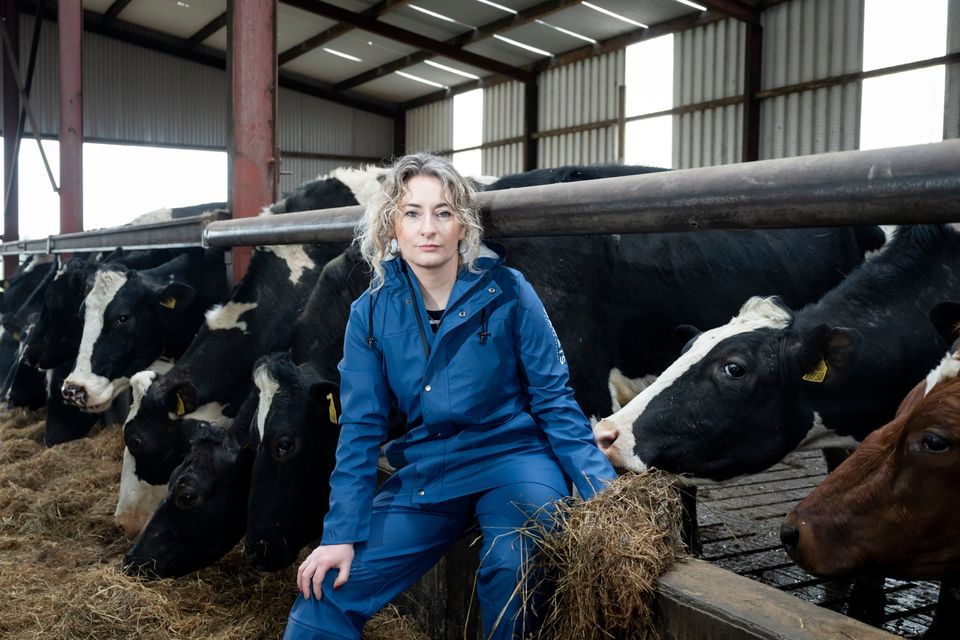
xmin=3 ymin=1 xmax=19 ymax=278
xmin=59 ymin=0 xmax=83 ymax=235
xmin=229 ymin=0 xmax=278 ymax=282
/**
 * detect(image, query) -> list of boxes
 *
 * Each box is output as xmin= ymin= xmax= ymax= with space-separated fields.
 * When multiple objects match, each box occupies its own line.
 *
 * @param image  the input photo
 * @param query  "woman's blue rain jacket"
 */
xmin=322 ymin=243 xmax=617 ymax=545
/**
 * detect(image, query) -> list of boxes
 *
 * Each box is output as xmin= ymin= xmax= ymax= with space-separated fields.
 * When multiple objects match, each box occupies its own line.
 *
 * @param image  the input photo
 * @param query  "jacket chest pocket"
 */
xmin=445 ymin=316 xmax=520 ymax=410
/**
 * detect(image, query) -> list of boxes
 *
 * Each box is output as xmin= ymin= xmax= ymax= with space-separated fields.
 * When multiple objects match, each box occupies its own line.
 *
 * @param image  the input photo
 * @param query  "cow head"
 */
xmin=123 ymin=420 xmax=254 ymax=578
xmin=23 ymin=258 xmax=92 ymax=369
xmin=62 ymin=262 xmax=196 ymax=412
xmin=123 ymin=374 xmax=201 ymax=486
xmin=782 ymin=304 xmax=960 ymax=579
xmin=593 ymin=297 xmax=861 ymax=480
xmin=245 ymin=353 xmax=341 ymax=571
xmin=3 ymin=313 xmax=46 ymax=410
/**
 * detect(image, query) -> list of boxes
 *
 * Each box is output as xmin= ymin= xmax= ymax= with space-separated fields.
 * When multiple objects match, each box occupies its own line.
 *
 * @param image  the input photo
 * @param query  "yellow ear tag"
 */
xmin=11 ymin=331 xmax=20 ymax=342
xmin=175 ymin=392 xmax=186 ymax=416
xmin=802 ymin=357 xmax=829 ymax=383
xmin=326 ymin=392 xmax=338 ymax=424
xmin=160 ymin=296 xmax=177 ymax=309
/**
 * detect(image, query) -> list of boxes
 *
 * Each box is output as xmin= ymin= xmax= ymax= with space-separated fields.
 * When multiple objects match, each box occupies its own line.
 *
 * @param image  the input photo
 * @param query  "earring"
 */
xmin=388 ymin=238 xmax=399 ymax=255
xmin=458 ymin=239 xmax=468 ymax=255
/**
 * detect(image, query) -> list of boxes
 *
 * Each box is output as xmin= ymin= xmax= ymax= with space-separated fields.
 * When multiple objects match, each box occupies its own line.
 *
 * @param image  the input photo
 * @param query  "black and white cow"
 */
xmin=0 ymin=254 xmax=56 ymax=315
xmin=118 ymin=168 xmax=386 ymax=526
xmin=123 ymin=416 xmax=256 ymax=578
xmin=594 ymin=224 xmax=960 ymax=480
xmin=245 ymin=353 xmax=341 ymax=571
xmin=62 ymin=248 xmax=230 ymax=412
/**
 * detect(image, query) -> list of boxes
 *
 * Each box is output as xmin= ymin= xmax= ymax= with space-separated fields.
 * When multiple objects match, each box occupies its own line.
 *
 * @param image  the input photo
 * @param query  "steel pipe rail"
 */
xmin=0 ymin=210 xmax=229 ymax=255
xmin=203 ymin=140 xmax=960 ymax=248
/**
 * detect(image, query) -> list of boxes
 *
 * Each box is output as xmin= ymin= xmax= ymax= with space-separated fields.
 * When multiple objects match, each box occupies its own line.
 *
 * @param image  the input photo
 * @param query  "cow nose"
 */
xmin=62 ymin=382 xmax=88 ymax=406
xmin=780 ymin=520 xmax=800 ymax=558
xmin=594 ymin=420 xmax=619 ymax=452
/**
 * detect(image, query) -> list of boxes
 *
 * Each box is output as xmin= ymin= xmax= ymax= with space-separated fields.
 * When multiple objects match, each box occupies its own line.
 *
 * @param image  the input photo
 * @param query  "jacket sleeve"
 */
xmin=321 ymin=294 xmax=392 ymax=544
xmin=512 ymin=275 xmax=617 ymax=500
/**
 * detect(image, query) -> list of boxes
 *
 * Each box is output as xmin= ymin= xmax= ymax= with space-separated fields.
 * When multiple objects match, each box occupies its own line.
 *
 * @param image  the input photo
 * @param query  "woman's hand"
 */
xmin=296 ymin=543 xmax=355 ymax=600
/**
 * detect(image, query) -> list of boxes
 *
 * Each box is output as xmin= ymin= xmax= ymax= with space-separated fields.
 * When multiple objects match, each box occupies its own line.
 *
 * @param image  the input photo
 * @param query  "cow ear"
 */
xmin=157 ymin=282 xmax=196 ymax=312
xmin=165 ymin=382 xmax=198 ymax=417
xmin=309 ymin=381 xmax=340 ymax=425
xmin=929 ymin=302 xmax=960 ymax=350
xmin=793 ymin=324 xmax=861 ymax=388
xmin=2 ymin=315 xmax=23 ymax=342
xmin=673 ymin=324 xmax=701 ymax=355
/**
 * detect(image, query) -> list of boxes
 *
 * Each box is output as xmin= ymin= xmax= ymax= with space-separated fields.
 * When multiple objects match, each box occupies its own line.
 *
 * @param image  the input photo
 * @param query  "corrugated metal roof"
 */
xmin=77 ymin=0 xmax=705 ymax=103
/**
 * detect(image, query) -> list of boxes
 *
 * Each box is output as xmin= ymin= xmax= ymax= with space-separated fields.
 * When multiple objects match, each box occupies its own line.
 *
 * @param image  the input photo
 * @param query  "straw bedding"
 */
xmin=1 ymin=409 xmax=682 ymax=640
xmin=526 ymin=471 xmax=687 ymax=640
xmin=0 ymin=410 xmax=421 ymax=640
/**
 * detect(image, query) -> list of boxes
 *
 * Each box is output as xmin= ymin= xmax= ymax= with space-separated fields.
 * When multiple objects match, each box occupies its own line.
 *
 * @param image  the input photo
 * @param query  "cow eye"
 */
xmin=722 ymin=362 xmax=746 ymax=379
xmin=175 ymin=489 xmax=198 ymax=508
xmin=921 ymin=431 xmax=951 ymax=453
xmin=276 ymin=437 xmax=295 ymax=458
xmin=126 ymin=435 xmax=143 ymax=454
xmin=114 ymin=314 xmax=130 ymax=326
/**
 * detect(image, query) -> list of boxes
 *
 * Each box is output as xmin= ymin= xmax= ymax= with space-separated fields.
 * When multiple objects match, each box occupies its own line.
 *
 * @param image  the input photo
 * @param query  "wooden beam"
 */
xmin=282 ymin=0 xmax=534 ymax=83
xmin=334 ymin=0 xmax=579 ymax=92
xmin=59 ymin=0 xmax=83 ymax=235
xmin=185 ymin=11 xmax=226 ymax=50
xmin=278 ymin=0 xmax=412 ymax=66
xmin=697 ymin=0 xmax=761 ymax=24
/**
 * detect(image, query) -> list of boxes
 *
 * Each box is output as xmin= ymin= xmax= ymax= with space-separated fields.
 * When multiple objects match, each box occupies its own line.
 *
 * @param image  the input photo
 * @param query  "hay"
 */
xmin=527 ymin=471 xmax=686 ymax=640
xmin=0 ymin=409 xmax=424 ymax=640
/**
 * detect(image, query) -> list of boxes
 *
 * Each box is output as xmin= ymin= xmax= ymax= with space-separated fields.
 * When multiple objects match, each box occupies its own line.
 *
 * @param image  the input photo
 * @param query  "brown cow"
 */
xmin=781 ymin=344 xmax=960 ymax=580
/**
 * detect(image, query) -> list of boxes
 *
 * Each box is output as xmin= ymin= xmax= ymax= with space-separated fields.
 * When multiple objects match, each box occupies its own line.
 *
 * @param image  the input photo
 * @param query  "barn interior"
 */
xmin=0 ymin=1 xmax=958 ymax=638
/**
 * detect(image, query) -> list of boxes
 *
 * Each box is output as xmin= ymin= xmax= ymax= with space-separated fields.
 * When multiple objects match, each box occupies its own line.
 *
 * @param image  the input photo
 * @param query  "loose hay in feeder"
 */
xmin=0 ymin=410 xmax=424 ymax=640
xmin=527 ymin=471 xmax=686 ymax=640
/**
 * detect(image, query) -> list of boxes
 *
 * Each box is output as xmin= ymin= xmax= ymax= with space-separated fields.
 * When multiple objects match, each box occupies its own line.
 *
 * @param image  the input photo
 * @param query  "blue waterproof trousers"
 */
xmin=283 ymin=481 xmax=566 ymax=640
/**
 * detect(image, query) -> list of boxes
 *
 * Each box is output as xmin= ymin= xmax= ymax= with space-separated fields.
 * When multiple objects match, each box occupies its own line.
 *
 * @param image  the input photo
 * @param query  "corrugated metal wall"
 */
xmin=946 ymin=0 xmax=960 ymax=140
xmin=482 ymin=81 xmax=523 ymax=177
xmin=674 ymin=18 xmax=744 ymax=168
xmin=405 ymin=98 xmax=454 ymax=155
xmin=7 ymin=15 xmax=394 ymax=191
xmin=538 ymin=50 xmax=623 ymax=167
xmin=760 ymin=0 xmax=863 ymax=159
xmin=278 ymin=88 xmax=394 ymax=190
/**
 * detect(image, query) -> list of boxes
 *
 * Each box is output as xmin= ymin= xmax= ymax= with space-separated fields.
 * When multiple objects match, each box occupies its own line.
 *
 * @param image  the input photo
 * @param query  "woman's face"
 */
xmin=394 ymin=174 xmax=465 ymax=277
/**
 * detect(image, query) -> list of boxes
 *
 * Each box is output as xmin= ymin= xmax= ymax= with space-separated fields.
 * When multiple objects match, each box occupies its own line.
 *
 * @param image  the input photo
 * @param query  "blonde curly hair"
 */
xmin=356 ymin=153 xmax=484 ymax=288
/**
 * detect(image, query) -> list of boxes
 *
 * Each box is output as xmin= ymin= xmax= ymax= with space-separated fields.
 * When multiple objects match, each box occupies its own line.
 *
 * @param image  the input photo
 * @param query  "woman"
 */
xmin=285 ymin=153 xmax=616 ymax=640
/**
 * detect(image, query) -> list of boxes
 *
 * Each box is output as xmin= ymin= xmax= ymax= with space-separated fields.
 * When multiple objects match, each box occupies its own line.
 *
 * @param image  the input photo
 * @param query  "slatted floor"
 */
xmin=693 ymin=449 xmax=939 ymax=638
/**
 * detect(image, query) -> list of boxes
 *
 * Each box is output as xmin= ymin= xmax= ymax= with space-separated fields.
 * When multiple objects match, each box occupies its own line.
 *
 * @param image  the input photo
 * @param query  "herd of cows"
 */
xmin=1 ymin=162 xmax=959 ymax=628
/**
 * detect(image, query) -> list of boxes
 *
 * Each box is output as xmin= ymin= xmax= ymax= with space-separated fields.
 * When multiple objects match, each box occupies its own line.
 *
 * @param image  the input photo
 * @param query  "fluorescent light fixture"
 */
xmin=673 ymin=0 xmax=708 ymax=10
xmin=322 ymin=48 xmax=362 ymax=62
xmin=425 ymin=60 xmax=481 ymax=79
xmin=475 ymin=0 xmax=517 ymax=14
xmin=409 ymin=5 xmax=458 ymax=24
xmin=582 ymin=2 xmax=649 ymax=28
xmin=493 ymin=34 xmax=553 ymax=57
xmin=396 ymin=71 xmax=448 ymax=89
xmin=535 ymin=19 xmax=597 ymax=44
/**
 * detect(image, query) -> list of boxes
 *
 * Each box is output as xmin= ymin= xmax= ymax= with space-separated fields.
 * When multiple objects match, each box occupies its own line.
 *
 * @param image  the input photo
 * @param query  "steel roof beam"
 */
xmin=19 ymin=1 xmax=400 ymax=117
xmin=278 ymin=0 xmax=412 ymax=65
xmin=102 ymin=0 xmax=133 ymax=25
xmin=185 ymin=11 xmax=226 ymax=50
xmin=282 ymin=0 xmax=534 ymax=83
xmin=334 ymin=0 xmax=579 ymax=92
xmin=696 ymin=1 xmax=761 ymax=24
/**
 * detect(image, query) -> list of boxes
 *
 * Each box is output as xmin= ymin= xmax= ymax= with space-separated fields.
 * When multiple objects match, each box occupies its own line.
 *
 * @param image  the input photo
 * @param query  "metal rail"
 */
xmin=0 ymin=210 xmax=229 ymax=255
xmin=202 ymin=139 xmax=960 ymax=247
xmin=0 ymin=140 xmax=958 ymax=256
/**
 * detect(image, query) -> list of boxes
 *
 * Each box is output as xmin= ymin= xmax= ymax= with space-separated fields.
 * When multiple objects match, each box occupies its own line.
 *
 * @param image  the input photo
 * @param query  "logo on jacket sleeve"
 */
xmin=543 ymin=310 xmax=566 ymax=365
